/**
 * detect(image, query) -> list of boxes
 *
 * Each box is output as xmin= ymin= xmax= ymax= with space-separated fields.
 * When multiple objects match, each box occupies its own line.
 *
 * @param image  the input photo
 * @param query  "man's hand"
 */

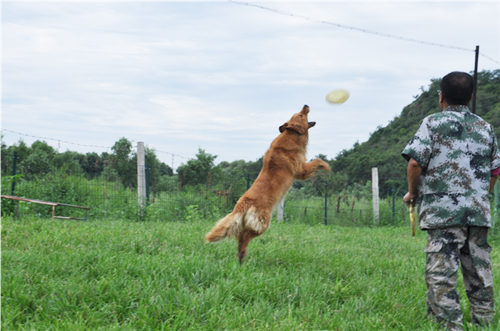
xmin=404 ymin=192 xmax=418 ymax=208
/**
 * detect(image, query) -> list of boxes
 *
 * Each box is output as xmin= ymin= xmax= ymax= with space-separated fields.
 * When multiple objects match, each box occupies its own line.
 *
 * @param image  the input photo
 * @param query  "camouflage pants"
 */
xmin=425 ymin=226 xmax=495 ymax=331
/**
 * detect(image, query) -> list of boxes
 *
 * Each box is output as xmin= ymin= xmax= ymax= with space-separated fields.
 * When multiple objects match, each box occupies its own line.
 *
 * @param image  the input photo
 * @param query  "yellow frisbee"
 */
xmin=326 ymin=89 xmax=350 ymax=104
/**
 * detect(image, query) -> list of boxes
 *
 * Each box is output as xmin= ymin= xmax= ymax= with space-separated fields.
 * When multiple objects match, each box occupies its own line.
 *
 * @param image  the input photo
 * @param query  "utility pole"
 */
xmin=472 ymin=45 xmax=479 ymax=114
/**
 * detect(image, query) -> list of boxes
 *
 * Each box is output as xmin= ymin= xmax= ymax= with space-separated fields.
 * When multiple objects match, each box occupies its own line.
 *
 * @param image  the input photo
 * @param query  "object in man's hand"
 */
xmin=409 ymin=202 xmax=417 ymax=237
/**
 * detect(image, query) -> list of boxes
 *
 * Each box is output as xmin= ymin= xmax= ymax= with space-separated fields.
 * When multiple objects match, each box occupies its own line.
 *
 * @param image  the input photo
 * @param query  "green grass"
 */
xmin=2 ymin=217 xmax=500 ymax=330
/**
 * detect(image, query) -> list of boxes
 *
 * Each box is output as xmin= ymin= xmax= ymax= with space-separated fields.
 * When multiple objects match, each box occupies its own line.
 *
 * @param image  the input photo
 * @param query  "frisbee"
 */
xmin=326 ymin=89 xmax=349 ymax=104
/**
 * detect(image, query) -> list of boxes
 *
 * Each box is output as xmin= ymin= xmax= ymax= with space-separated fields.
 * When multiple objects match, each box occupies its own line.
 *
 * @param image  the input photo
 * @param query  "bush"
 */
xmin=1 ymin=174 xmax=23 ymax=216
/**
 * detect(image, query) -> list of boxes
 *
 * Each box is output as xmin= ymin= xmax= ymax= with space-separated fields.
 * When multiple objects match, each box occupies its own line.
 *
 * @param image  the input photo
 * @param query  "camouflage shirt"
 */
xmin=402 ymin=105 xmax=500 ymax=230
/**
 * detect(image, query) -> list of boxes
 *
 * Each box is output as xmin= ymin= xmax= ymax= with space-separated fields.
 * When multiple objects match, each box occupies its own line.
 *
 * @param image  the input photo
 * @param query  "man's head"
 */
xmin=439 ymin=71 xmax=474 ymax=107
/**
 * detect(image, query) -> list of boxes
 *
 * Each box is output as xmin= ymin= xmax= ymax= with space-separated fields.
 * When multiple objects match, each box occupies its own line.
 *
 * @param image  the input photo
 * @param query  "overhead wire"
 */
xmin=229 ymin=0 xmax=499 ymax=65
xmin=1 ymin=129 xmax=190 ymax=162
xmin=2 ymin=129 xmax=110 ymax=149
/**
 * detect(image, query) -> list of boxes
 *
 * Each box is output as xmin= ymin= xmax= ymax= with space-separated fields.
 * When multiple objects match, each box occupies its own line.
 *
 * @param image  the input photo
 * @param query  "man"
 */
xmin=402 ymin=71 xmax=500 ymax=331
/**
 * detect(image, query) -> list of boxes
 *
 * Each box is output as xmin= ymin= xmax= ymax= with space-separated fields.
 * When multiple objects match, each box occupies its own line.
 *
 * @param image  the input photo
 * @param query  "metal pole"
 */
xmin=392 ymin=187 xmax=396 ymax=219
xmin=324 ymin=181 xmax=328 ymax=225
xmin=11 ymin=151 xmax=17 ymax=195
xmin=472 ymin=45 xmax=479 ymax=114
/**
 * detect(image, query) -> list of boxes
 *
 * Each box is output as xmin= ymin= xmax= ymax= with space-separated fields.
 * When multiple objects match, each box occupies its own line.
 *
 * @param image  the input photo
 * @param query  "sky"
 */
xmin=2 ymin=1 xmax=499 ymax=171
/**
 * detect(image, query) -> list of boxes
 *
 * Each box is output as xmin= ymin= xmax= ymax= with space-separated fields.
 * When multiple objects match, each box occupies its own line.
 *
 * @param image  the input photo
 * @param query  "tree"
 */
xmin=176 ymin=149 xmax=218 ymax=187
xmin=53 ymin=151 xmax=83 ymax=174
xmin=80 ymin=152 xmax=104 ymax=177
xmin=158 ymin=163 xmax=174 ymax=177
xmin=19 ymin=149 xmax=54 ymax=179
xmin=110 ymin=137 xmax=135 ymax=187
xmin=15 ymin=140 xmax=56 ymax=179
xmin=219 ymin=157 xmax=264 ymax=180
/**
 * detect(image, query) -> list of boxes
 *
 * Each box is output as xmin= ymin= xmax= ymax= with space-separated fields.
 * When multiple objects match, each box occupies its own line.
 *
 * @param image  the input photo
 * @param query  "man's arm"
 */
xmin=404 ymin=158 xmax=422 ymax=207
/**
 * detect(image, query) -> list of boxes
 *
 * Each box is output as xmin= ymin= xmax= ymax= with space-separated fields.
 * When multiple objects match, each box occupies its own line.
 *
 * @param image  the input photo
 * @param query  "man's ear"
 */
xmin=279 ymin=123 xmax=288 ymax=133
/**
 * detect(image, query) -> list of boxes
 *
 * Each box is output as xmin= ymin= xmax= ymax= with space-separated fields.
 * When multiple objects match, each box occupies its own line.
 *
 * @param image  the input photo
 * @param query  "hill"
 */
xmin=329 ymin=69 xmax=500 ymax=196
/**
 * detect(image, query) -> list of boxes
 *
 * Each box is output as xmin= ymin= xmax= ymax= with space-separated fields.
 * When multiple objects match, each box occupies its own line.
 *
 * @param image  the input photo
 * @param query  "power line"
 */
xmin=155 ymin=149 xmax=189 ymax=159
xmin=2 ymin=129 xmax=111 ymax=149
xmin=154 ymin=150 xmax=190 ymax=170
xmin=1 ymin=129 xmax=190 ymax=160
xmin=230 ymin=0 xmax=499 ymax=65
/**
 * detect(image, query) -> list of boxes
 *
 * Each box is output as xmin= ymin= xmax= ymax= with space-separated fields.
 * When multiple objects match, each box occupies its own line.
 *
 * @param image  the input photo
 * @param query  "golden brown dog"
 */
xmin=205 ymin=105 xmax=331 ymax=264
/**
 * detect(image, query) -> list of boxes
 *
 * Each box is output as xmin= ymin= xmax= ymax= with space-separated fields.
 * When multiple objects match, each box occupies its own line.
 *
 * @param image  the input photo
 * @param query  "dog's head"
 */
xmin=279 ymin=105 xmax=316 ymax=135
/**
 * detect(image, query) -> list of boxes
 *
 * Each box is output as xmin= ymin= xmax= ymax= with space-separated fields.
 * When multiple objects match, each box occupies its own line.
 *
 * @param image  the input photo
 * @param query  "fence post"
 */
xmin=324 ymin=181 xmax=328 ymax=225
xmin=372 ymin=167 xmax=380 ymax=225
xmin=277 ymin=197 xmax=284 ymax=222
xmin=137 ymin=142 xmax=146 ymax=209
xmin=246 ymin=173 xmax=250 ymax=190
xmin=11 ymin=151 xmax=17 ymax=195
xmin=392 ymin=187 xmax=396 ymax=219
xmin=145 ymin=163 xmax=150 ymax=206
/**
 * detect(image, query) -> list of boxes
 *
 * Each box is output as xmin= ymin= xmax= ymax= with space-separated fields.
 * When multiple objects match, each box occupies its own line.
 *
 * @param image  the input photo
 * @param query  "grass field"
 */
xmin=2 ymin=217 xmax=500 ymax=330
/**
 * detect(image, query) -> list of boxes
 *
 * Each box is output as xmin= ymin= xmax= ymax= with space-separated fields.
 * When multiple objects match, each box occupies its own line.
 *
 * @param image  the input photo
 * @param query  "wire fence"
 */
xmin=0 ymin=152 xmax=414 ymax=227
xmin=3 ymin=151 xmax=498 ymax=227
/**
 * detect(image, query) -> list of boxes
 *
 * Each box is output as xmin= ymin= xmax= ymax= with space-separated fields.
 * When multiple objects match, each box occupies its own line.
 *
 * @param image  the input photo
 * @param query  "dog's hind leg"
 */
xmin=235 ymin=206 xmax=273 ymax=264
xmin=237 ymin=208 xmax=272 ymax=264
xmin=237 ymin=229 xmax=260 ymax=265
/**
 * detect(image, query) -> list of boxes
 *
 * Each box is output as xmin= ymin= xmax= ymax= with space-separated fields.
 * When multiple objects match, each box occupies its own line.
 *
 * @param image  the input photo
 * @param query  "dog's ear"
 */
xmin=279 ymin=123 xmax=288 ymax=133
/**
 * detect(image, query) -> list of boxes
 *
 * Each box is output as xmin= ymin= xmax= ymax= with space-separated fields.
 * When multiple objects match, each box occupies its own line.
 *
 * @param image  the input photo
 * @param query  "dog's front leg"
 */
xmin=296 ymin=159 xmax=331 ymax=180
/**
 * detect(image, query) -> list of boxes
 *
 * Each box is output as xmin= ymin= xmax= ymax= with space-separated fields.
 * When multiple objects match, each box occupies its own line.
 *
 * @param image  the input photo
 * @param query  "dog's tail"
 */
xmin=206 ymin=211 xmax=245 ymax=243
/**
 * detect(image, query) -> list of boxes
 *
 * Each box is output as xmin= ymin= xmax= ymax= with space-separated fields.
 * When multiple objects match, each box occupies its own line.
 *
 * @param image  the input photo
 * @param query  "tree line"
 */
xmin=1 ymin=137 xmax=173 ymax=189
xmin=0 ymin=136 xmax=268 ymax=195
xmin=2 ymin=70 xmax=498 ymax=198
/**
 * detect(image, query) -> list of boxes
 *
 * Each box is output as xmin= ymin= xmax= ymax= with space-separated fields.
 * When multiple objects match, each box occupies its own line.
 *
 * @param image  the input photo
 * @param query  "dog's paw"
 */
xmin=318 ymin=160 xmax=331 ymax=172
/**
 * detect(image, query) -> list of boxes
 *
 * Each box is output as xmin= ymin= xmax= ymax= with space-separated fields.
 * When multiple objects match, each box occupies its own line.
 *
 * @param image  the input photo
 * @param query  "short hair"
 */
xmin=440 ymin=71 xmax=474 ymax=106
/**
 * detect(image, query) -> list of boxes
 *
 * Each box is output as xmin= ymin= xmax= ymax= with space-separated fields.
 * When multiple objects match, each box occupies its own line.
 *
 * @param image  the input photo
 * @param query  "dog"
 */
xmin=205 ymin=105 xmax=331 ymax=264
